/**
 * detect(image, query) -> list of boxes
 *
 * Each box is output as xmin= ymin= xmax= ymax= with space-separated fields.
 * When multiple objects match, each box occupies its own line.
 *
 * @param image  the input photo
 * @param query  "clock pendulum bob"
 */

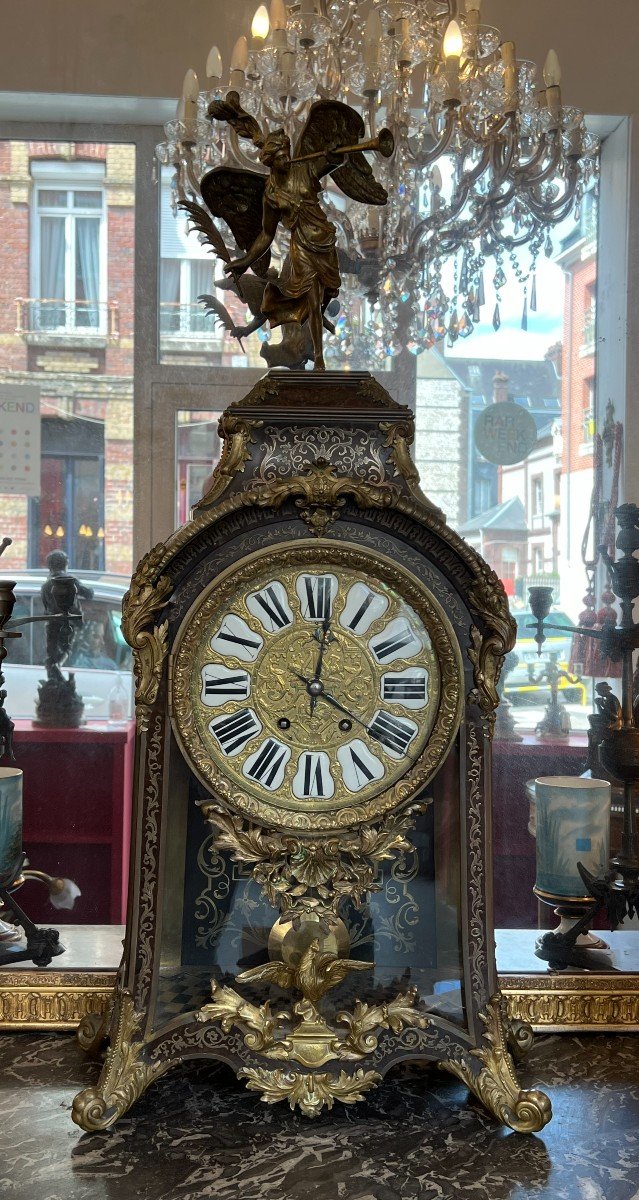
xmin=71 ymin=370 xmax=552 ymax=1133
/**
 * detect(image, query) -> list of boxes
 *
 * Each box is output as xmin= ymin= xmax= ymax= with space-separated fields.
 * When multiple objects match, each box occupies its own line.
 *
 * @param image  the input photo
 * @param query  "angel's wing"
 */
xmin=208 ymin=90 xmax=265 ymax=147
xmin=200 ymin=167 xmax=271 ymax=277
xmin=332 ymin=153 xmax=388 ymax=206
xmin=236 ymin=960 xmax=296 ymax=989
xmin=295 ymin=100 xmax=389 ymax=206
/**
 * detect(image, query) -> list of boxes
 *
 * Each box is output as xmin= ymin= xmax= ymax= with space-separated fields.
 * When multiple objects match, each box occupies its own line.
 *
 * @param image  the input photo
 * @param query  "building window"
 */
xmin=30 ymin=161 xmax=106 ymax=334
xmin=583 ymin=283 xmax=596 ymax=351
xmin=28 ymin=416 xmax=105 ymax=571
xmin=531 ymin=545 xmax=544 ymax=574
xmin=501 ymin=547 xmax=519 ymax=581
xmin=160 ymin=258 xmax=212 ymax=337
xmin=583 ymin=378 xmax=595 ymax=442
xmin=531 ymin=475 xmax=544 ymax=517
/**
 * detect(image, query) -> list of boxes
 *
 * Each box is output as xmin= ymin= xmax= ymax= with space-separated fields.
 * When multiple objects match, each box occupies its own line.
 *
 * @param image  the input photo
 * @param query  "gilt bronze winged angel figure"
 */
xmin=185 ymin=93 xmax=393 ymax=370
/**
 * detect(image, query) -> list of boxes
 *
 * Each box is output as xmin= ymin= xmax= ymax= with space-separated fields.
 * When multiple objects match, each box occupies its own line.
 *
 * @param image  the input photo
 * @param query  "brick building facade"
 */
xmin=0 ymin=140 xmax=134 ymax=575
xmin=554 ymin=196 xmax=597 ymax=617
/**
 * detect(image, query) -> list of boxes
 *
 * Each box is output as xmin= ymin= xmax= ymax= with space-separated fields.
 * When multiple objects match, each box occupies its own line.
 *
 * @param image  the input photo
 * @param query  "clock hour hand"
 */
xmin=310 ymin=617 xmax=332 ymax=716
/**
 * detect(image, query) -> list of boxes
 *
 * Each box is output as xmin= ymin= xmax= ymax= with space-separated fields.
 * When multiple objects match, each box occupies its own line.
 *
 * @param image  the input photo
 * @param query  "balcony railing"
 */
xmin=15 ymin=298 xmax=119 ymax=341
xmin=159 ymin=302 xmax=213 ymax=338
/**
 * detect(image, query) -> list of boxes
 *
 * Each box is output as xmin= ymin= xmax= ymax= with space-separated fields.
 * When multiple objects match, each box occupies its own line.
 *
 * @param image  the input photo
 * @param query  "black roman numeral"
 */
xmin=371 ymin=624 xmax=416 ymax=662
xmin=246 ymin=739 xmax=288 ymax=788
xmin=209 ymin=708 xmax=260 ymax=755
xmin=347 ymin=590 xmax=375 ymax=632
xmin=301 ymin=576 xmax=332 ymax=621
xmin=204 ymin=671 xmax=250 ymax=698
xmin=368 ymin=711 xmax=415 ymax=755
xmin=217 ymin=626 xmax=261 ymax=652
xmin=302 ymin=753 xmax=326 ymax=797
xmin=252 ymin=586 xmax=292 ymax=631
xmin=382 ymin=674 xmax=426 ymax=701
xmin=348 ymin=746 xmax=375 ymax=786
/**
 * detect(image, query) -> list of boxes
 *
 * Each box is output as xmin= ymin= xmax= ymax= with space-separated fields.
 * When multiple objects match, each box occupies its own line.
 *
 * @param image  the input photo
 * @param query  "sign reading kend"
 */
xmin=0 ymin=385 xmax=41 ymax=496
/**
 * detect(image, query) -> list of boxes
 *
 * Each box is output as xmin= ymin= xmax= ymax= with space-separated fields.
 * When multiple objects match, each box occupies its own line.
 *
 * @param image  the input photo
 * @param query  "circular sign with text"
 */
xmin=474 ymin=400 xmax=538 ymax=465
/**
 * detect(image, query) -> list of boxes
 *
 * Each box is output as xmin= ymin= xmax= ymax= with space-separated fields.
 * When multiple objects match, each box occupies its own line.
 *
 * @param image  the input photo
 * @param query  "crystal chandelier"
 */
xmin=156 ymin=0 xmax=598 ymax=364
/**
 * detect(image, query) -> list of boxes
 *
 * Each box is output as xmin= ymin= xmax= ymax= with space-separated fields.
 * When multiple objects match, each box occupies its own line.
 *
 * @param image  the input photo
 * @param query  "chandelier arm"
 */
xmin=410 ymin=108 xmax=457 ymax=169
xmin=515 ymin=134 xmax=563 ymax=187
xmin=487 ymin=224 xmax=542 ymax=251
xmin=183 ymin=150 xmax=206 ymax=203
xmin=526 ymin=180 xmax=579 ymax=225
xmin=458 ymin=109 xmax=511 ymax=145
xmin=509 ymin=136 xmax=553 ymax=180
xmin=173 ymin=159 xmax=188 ymax=205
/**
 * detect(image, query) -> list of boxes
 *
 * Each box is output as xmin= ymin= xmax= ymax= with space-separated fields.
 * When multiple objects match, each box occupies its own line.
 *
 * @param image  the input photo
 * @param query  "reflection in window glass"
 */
xmin=176 ymin=411 xmax=222 ymax=526
xmin=415 ymin=189 xmax=602 ymax=739
xmin=0 ymin=140 xmax=135 ymax=581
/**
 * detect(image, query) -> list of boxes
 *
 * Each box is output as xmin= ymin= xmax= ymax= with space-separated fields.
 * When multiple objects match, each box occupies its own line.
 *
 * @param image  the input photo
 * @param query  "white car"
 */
xmin=2 ymin=570 xmax=134 ymax=721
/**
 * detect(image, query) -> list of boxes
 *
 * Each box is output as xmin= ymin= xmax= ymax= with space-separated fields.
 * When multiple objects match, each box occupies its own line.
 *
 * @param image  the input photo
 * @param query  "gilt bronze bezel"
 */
xmin=170 ymin=540 xmax=464 ymax=834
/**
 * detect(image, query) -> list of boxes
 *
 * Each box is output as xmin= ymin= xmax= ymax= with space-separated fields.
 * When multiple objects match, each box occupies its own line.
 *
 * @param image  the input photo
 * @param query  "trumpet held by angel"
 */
xmin=183 ymin=93 xmax=393 ymax=370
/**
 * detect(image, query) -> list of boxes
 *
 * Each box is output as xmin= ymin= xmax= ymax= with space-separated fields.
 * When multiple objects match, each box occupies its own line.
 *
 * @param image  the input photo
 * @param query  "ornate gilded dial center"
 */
xmin=255 ymin=622 xmax=375 ymax=752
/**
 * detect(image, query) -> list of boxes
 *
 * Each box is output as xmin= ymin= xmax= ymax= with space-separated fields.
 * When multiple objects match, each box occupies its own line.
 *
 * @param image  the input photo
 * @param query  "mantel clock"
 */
xmin=72 ymin=371 xmax=551 ymax=1132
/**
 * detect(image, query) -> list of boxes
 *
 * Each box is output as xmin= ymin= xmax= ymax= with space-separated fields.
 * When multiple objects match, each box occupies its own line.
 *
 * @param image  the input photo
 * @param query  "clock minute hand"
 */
xmin=289 ymin=671 xmax=374 ymax=738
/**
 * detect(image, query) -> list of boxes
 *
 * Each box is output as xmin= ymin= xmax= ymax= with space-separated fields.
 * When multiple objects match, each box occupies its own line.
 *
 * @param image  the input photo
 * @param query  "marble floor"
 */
xmin=0 ymin=1032 xmax=638 ymax=1200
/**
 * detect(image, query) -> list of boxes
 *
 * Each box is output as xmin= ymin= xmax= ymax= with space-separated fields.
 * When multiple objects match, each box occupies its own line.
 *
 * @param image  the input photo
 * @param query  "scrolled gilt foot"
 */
xmin=72 ymin=990 xmax=168 ymax=1132
xmin=76 ymin=1007 xmax=112 ymax=1055
xmin=506 ymin=1017 xmax=535 ymax=1064
xmin=439 ymin=994 xmax=552 ymax=1134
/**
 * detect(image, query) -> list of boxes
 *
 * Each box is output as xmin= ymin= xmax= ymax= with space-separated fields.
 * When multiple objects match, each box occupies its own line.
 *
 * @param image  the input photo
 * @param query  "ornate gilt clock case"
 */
xmin=72 ymin=371 xmax=551 ymax=1132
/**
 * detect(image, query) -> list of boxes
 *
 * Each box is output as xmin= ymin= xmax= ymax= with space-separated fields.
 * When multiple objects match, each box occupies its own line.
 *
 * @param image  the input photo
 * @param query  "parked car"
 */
xmin=504 ymin=609 xmax=587 ymax=706
xmin=1 ymin=570 xmax=134 ymax=721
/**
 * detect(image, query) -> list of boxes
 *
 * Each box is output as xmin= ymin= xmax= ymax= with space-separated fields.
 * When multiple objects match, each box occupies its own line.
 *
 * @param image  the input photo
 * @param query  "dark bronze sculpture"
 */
xmin=35 ymin=550 xmax=92 ymax=728
xmin=183 ymin=94 xmax=393 ymax=370
xmin=527 ymin=649 xmax=582 ymax=737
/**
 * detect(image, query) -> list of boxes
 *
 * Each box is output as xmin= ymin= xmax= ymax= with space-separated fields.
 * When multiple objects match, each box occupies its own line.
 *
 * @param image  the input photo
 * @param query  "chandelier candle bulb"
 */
xmin=230 ymin=35 xmax=249 ymax=89
xmin=442 ymin=20 xmax=463 ymax=104
xmin=251 ymin=5 xmax=270 ymax=43
xmin=501 ymin=41 xmax=518 ymax=112
xmin=270 ymin=0 xmax=288 ymax=48
xmin=396 ymin=17 xmax=412 ymax=69
xmin=181 ymin=68 xmax=199 ymax=121
xmin=543 ymin=48 xmax=562 ymax=122
xmin=364 ymin=10 xmax=383 ymax=68
xmin=205 ymin=45 xmax=223 ymax=85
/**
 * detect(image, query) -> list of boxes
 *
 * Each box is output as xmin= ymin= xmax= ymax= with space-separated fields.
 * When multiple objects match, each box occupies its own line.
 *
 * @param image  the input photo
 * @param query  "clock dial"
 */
xmin=172 ymin=544 xmax=463 ymax=831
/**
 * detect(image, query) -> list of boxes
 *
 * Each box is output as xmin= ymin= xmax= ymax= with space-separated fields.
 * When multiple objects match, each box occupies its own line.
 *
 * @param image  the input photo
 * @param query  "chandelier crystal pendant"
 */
xmin=156 ymin=0 xmax=598 ymax=364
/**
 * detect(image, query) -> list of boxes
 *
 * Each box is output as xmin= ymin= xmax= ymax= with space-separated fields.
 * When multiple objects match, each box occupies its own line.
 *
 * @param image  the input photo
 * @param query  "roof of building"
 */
xmin=446 ymin=357 xmax=560 ymax=411
xmin=459 ymin=494 xmax=528 ymax=536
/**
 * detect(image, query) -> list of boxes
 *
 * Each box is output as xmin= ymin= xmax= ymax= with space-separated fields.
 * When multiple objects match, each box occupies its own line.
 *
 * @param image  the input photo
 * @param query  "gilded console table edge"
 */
xmin=2 ymin=971 xmax=639 ymax=1033
xmin=0 ymin=970 xmax=117 ymax=1030
xmin=500 ymin=972 xmax=639 ymax=1033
